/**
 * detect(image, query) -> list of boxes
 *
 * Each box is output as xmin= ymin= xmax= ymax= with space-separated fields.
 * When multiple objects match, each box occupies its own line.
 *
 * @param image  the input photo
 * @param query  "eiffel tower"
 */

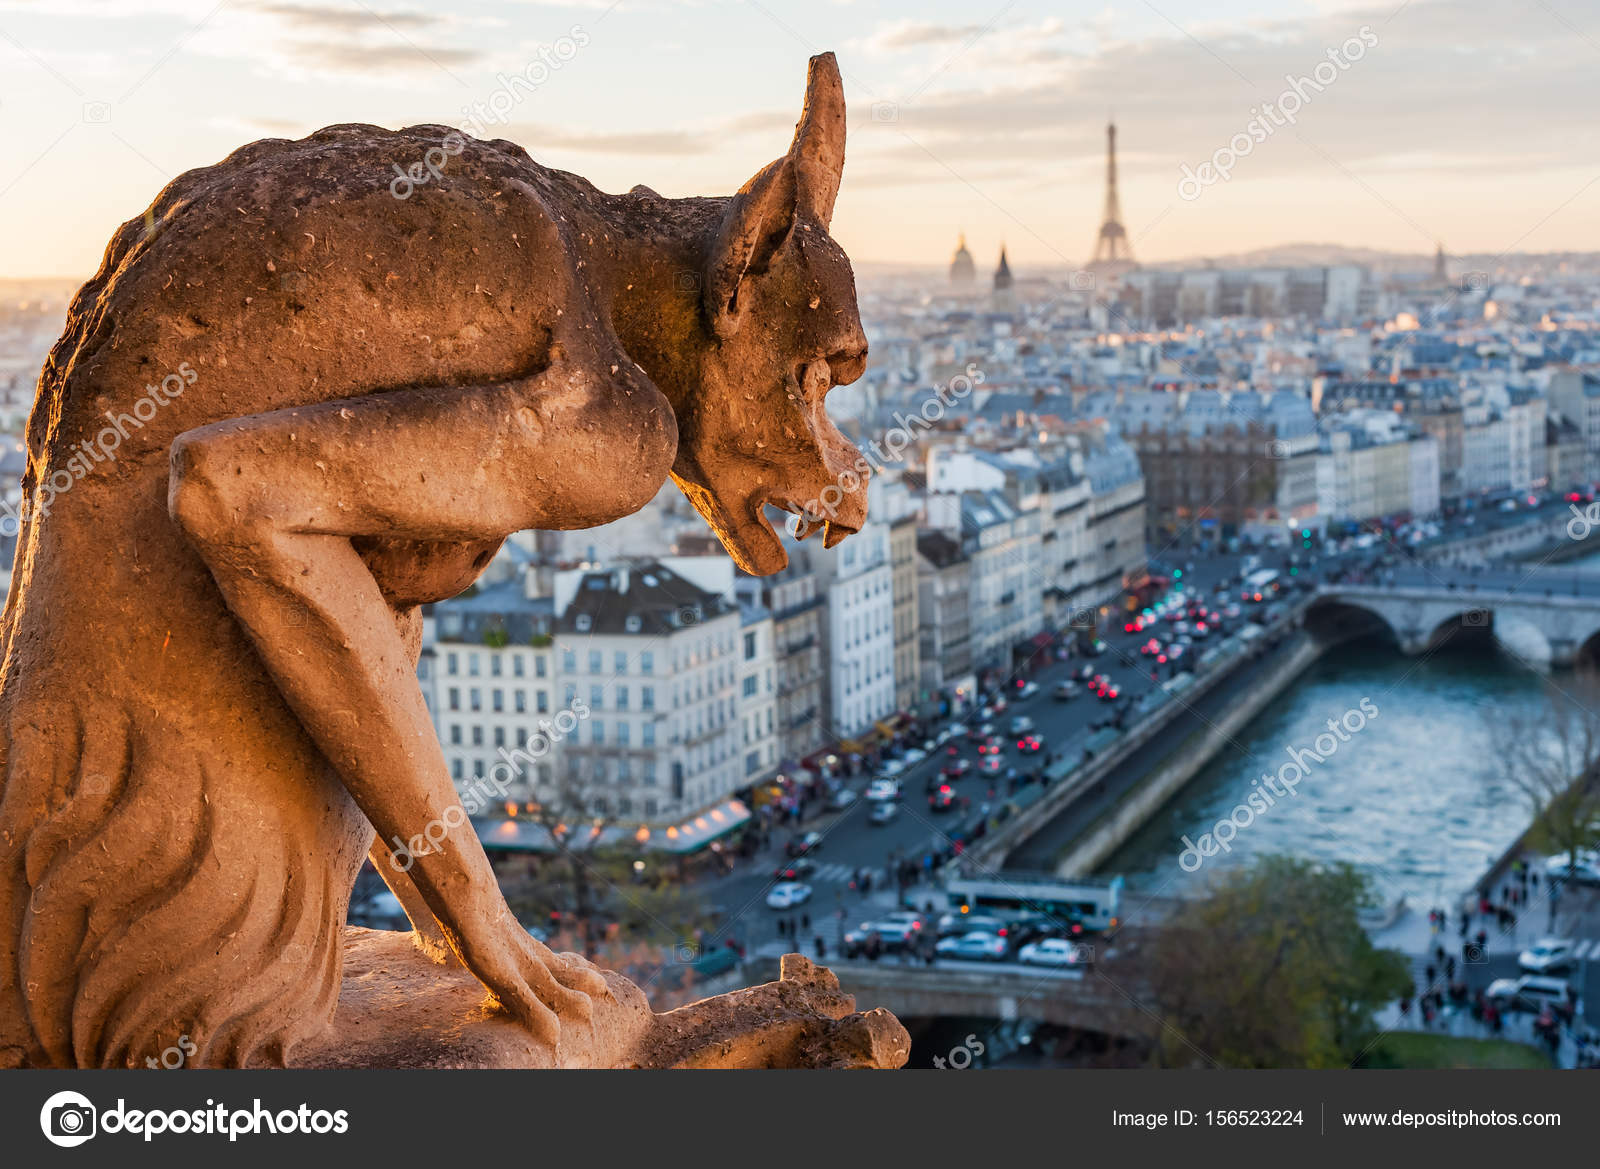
xmin=1087 ymin=120 xmax=1136 ymax=279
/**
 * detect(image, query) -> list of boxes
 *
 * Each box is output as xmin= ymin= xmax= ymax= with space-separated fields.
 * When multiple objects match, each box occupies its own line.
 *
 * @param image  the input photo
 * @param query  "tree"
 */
xmin=1489 ymin=674 xmax=1600 ymax=873
xmin=492 ymin=761 xmax=714 ymax=976
xmin=1137 ymin=856 xmax=1411 ymax=1068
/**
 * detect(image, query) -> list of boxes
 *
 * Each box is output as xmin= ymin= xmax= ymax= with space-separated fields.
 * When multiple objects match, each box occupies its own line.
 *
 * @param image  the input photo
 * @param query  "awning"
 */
xmin=638 ymin=798 xmax=752 ymax=854
xmin=473 ymin=797 xmax=751 ymax=857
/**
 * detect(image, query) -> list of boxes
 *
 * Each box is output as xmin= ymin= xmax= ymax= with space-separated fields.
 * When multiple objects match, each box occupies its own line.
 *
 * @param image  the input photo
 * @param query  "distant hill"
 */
xmin=1160 ymin=243 xmax=1414 ymax=269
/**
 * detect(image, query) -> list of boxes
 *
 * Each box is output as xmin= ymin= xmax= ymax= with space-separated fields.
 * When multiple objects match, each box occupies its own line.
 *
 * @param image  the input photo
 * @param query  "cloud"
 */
xmin=251 ymin=3 xmax=439 ymax=35
xmin=839 ymin=0 xmax=1600 ymax=192
xmin=857 ymin=20 xmax=990 ymax=54
xmin=285 ymin=39 xmax=484 ymax=73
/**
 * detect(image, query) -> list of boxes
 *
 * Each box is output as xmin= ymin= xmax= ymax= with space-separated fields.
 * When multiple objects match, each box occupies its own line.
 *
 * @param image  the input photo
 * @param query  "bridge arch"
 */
xmin=1575 ymin=626 xmax=1600 ymax=671
xmin=1421 ymin=608 xmax=1500 ymax=656
xmin=1303 ymin=597 xmax=1400 ymax=649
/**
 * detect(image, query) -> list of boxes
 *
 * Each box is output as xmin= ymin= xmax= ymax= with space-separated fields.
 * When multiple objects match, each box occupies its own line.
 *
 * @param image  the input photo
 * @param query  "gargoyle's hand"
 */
xmin=460 ymin=918 xmax=611 ymax=1047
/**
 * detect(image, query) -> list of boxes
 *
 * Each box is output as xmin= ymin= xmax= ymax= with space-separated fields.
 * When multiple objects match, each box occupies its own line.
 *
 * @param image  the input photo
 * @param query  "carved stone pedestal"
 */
xmin=285 ymin=929 xmax=909 ymax=1070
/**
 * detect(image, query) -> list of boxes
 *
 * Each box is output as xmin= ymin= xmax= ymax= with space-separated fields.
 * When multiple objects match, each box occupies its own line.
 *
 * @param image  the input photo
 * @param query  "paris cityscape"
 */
xmin=2 ymin=0 xmax=1600 ymax=1135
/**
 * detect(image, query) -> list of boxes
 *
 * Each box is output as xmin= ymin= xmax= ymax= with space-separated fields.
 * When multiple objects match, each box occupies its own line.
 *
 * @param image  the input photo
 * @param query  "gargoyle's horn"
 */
xmin=789 ymin=52 xmax=845 ymax=229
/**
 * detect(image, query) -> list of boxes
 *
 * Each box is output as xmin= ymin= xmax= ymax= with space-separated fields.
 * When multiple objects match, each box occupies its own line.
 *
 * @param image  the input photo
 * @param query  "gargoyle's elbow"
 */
xmin=167 ymin=431 xmax=242 ymax=550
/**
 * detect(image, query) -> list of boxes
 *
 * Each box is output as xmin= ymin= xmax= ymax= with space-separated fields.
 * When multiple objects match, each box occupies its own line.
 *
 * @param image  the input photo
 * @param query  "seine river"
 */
xmin=1101 ymin=626 xmax=1573 ymax=910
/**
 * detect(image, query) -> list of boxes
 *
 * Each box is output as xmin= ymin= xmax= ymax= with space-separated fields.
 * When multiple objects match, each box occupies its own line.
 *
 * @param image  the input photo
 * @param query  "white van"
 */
xmin=1485 ymin=974 xmax=1570 ymax=1012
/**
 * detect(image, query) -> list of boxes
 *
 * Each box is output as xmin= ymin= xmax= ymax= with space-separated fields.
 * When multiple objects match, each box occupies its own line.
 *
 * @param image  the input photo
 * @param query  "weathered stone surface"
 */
xmin=288 ymin=936 xmax=908 ymax=1069
xmin=0 ymin=52 xmax=879 ymax=1068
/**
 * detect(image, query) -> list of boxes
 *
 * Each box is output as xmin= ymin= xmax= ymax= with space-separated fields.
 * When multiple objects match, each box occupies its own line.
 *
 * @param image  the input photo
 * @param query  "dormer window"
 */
xmin=575 ymin=614 xmax=592 ymax=633
xmin=625 ymin=615 xmax=642 ymax=633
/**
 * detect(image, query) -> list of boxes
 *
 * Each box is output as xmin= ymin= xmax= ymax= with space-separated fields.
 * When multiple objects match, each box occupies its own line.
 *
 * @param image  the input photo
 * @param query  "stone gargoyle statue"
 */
xmin=0 ymin=52 xmax=904 ymax=1069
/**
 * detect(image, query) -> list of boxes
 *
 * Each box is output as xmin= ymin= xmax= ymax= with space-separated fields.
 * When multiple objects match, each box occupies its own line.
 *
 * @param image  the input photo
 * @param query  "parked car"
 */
xmin=843 ymin=919 xmax=920 ymax=957
xmin=936 ymin=931 xmax=1009 ymax=961
xmin=866 ymin=778 xmax=901 ymax=802
xmin=786 ymin=831 xmax=823 ymax=858
xmin=1519 ymin=938 xmax=1576 ymax=973
xmin=869 ymin=801 xmax=900 ymax=826
xmin=1545 ymin=850 xmax=1600 ymax=885
xmin=935 ymin=912 xmax=1013 ymax=938
xmin=766 ymin=882 xmax=813 ymax=910
xmin=903 ymin=747 xmax=927 ymax=765
xmin=1017 ymin=681 xmax=1040 ymax=699
xmin=880 ymin=911 xmax=925 ymax=930
xmin=879 ymin=758 xmax=908 ymax=778
xmin=1018 ymin=938 xmax=1091 ymax=967
xmin=1485 ymin=974 xmax=1570 ymax=1012
xmin=826 ymin=787 xmax=858 ymax=811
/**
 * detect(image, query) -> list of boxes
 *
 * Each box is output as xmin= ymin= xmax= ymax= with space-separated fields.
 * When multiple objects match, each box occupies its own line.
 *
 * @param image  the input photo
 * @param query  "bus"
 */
xmin=1242 ymin=568 xmax=1280 ymax=603
xmin=945 ymin=872 xmax=1124 ymax=935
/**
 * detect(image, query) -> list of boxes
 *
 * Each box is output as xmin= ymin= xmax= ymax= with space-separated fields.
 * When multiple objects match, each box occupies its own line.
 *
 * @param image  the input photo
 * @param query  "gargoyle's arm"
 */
xmin=166 ymin=353 xmax=675 ymax=1045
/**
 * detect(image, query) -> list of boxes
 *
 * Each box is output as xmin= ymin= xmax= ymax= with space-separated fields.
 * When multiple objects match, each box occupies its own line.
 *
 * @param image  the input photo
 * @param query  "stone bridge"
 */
xmin=1309 ymin=564 xmax=1600 ymax=667
xmin=742 ymin=955 xmax=1149 ymax=1033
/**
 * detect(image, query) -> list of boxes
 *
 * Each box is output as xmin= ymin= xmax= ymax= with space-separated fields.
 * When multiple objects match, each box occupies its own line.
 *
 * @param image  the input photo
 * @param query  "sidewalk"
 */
xmin=1371 ymin=1000 xmax=1582 ymax=1068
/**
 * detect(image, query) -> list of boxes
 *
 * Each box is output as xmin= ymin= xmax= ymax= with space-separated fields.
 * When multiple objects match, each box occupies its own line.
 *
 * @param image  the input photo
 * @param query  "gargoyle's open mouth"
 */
xmin=672 ymin=478 xmax=865 ymax=577
xmin=768 ymin=495 xmax=861 ymax=548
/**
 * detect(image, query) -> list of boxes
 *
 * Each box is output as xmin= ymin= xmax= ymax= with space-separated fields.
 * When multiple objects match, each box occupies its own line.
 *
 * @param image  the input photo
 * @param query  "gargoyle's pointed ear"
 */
xmin=702 ymin=53 xmax=845 ymax=339
xmin=788 ymin=51 xmax=845 ymax=229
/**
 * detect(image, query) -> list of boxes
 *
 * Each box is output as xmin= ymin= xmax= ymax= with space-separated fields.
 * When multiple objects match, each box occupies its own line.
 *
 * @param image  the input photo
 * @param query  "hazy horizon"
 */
xmin=3 ymin=0 xmax=1599 ymax=278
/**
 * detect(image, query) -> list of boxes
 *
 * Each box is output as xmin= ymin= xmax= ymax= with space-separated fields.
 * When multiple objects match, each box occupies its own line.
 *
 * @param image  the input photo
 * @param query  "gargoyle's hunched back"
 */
xmin=0 ymin=125 xmax=623 ymax=1067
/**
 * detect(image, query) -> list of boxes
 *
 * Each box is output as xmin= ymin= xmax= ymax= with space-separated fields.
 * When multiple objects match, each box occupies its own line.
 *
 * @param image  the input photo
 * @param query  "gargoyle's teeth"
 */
xmin=789 ymin=514 xmax=821 ymax=541
xmin=823 ymin=519 xmax=855 ymax=548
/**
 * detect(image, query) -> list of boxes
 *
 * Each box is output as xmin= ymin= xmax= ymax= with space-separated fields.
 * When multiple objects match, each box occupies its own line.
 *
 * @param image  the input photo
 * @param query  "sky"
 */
xmin=2 ymin=0 xmax=1599 ymax=278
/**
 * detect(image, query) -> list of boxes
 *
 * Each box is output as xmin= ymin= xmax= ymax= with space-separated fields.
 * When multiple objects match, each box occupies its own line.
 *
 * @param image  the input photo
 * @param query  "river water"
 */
xmin=1100 ymin=635 xmax=1561 ymax=911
